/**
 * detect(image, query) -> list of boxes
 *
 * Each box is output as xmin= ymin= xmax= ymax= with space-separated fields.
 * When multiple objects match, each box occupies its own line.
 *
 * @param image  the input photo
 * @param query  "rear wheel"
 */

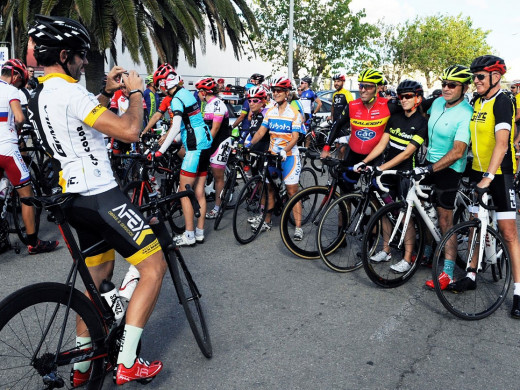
xmin=232 ymin=176 xmax=267 ymax=244
xmin=0 ymin=283 xmax=106 ymax=389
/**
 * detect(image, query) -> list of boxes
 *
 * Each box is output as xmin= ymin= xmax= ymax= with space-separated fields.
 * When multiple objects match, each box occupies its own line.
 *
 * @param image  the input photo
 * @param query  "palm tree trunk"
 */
xmin=84 ymin=51 xmax=106 ymax=94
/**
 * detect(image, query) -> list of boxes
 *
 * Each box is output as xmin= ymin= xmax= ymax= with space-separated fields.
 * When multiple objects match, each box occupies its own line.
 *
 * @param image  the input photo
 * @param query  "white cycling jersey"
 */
xmin=28 ymin=73 xmax=117 ymax=195
xmin=0 ymin=80 xmax=21 ymax=146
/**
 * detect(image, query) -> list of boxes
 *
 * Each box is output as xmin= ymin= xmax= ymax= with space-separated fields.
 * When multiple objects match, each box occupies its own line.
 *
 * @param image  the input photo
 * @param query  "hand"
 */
xmin=412 ymin=165 xmax=433 ymax=180
xmin=105 ymin=66 xmax=127 ymax=94
xmin=320 ymin=149 xmax=330 ymax=159
xmin=353 ymin=161 xmax=366 ymax=173
xmin=124 ymin=70 xmax=144 ymax=93
xmin=158 ymin=135 xmax=166 ymax=146
xmin=279 ymin=149 xmax=287 ymax=161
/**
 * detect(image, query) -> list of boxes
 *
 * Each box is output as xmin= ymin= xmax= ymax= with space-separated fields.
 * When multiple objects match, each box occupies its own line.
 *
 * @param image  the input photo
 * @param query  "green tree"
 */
xmin=249 ymin=0 xmax=377 ymax=80
xmin=395 ymin=14 xmax=492 ymax=88
xmin=0 ymin=0 xmax=258 ymax=92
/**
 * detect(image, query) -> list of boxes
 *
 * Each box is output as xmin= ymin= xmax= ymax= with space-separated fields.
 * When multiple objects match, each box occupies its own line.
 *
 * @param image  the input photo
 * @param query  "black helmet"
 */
xmin=396 ymin=80 xmax=423 ymax=96
xmin=470 ymin=55 xmax=506 ymax=75
xmin=301 ymin=76 xmax=312 ymax=84
xmin=431 ymin=89 xmax=442 ymax=98
xmin=250 ymin=73 xmax=265 ymax=83
xmin=28 ymin=14 xmax=90 ymax=51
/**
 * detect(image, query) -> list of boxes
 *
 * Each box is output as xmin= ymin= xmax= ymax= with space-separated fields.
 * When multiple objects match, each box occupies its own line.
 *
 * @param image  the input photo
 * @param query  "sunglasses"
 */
xmin=73 ymin=50 xmax=88 ymax=61
xmin=441 ymin=82 xmax=461 ymax=89
xmin=271 ymin=88 xmax=287 ymax=93
xmin=472 ymin=74 xmax=486 ymax=81
xmin=512 ymin=86 xmax=518 ymax=89
xmin=398 ymin=93 xmax=416 ymax=100
xmin=248 ymin=98 xmax=262 ymax=103
xmin=358 ymin=83 xmax=376 ymax=90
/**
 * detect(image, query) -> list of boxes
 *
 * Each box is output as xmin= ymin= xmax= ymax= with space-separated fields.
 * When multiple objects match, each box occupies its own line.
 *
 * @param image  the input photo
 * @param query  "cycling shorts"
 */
xmin=421 ymin=162 xmax=461 ymax=210
xmin=64 ymin=187 xmax=162 ymax=267
xmin=468 ymin=170 xmax=516 ymax=219
xmin=0 ymin=143 xmax=31 ymax=188
xmin=181 ymin=148 xmax=211 ymax=177
xmin=210 ymin=136 xmax=233 ymax=170
xmin=268 ymin=155 xmax=301 ymax=185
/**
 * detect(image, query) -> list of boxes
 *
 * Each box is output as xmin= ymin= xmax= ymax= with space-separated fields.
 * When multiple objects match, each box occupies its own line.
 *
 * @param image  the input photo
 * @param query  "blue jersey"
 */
xmin=300 ymin=89 xmax=317 ymax=115
xmin=143 ymin=88 xmax=159 ymax=124
xmin=170 ymin=88 xmax=212 ymax=151
xmin=240 ymin=99 xmax=251 ymax=130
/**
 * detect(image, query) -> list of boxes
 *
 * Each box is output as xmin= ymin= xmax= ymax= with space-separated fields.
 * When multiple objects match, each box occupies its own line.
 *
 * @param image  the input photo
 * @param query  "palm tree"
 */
xmin=0 ymin=0 xmax=258 ymax=92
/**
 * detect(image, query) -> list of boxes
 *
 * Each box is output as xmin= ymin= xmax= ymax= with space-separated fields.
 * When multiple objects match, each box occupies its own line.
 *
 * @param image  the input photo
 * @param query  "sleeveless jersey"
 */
xmin=170 ymin=88 xmax=212 ymax=151
xmin=0 ymin=80 xmax=21 ymax=145
xmin=262 ymin=103 xmax=301 ymax=156
xmin=28 ymin=73 xmax=115 ymax=195
xmin=470 ymin=91 xmax=516 ymax=174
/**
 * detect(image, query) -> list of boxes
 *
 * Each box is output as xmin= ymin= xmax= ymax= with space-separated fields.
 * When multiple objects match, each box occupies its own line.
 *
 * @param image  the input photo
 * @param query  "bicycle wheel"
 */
xmin=167 ymin=247 xmax=212 ymax=358
xmin=160 ymin=177 xmax=185 ymax=234
xmin=9 ymin=189 xmax=42 ymax=245
xmin=432 ymin=220 xmax=511 ymax=320
xmin=0 ymin=282 xmax=106 ymax=389
xmin=232 ymin=175 xmax=267 ymax=244
xmin=298 ymin=167 xmax=318 ymax=192
xmin=124 ymin=180 xmax=150 ymax=207
xmin=361 ymin=201 xmax=424 ymax=288
xmin=214 ymin=168 xmax=237 ymax=230
xmin=318 ymin=193 xmax=378 ymax=272
xmin=280 ymin=186 xmax=339 ymax=259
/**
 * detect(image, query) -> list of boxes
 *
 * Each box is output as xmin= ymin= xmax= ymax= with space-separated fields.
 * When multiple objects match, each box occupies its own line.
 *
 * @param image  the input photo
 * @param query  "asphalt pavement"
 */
xmin=0 ymin=201 xmax=519 ymax=390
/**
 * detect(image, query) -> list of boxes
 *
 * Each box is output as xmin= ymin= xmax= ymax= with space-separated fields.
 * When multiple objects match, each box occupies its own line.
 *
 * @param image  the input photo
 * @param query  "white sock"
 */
xmin=466 ymin=272 xmax=476 ymax=281
xmin=514 ymin=283 xmax=520 ymax=296
xmin=213 ymin=205 xmax=220 ymax=212
xmin=116 ymin=324 xmax=143 ymax=368
xmin=195 ymin=227 xmax=204 ymax=237
xmin=73 ymin=336 xmax=92 ymax=373
xmin=185 ymin=230 xmax=195 ymax=239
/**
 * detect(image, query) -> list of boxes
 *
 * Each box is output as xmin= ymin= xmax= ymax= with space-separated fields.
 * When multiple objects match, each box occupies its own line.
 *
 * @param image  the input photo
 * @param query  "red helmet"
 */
xmin=470 ymin=55 xmax=507 ymax=75
xmin=271 ymin=76 xmax=292 ymax=90
xmin=246 ymin=86 xmax=268 ymax=100
xmin=217 ymin=78 xmax=225 ymax=84
xmin=195 ymin=77 xmax=217 ymax=93
xmin=2 ymin=59 xmax=29 ymax=87
xmin=153 ymin=63 xmax=180 ymax=92
xmin=332 ymin=74 xmax=346 ymax=81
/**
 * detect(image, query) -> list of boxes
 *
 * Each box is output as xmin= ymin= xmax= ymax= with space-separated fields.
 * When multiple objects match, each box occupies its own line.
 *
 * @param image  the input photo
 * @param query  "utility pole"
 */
xmin=287 ymin=0 xmax=294 ymax=80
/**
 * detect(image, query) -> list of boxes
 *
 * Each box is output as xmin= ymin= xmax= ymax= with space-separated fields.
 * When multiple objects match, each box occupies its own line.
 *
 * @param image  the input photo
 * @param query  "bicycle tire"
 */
xmin=432 ymin=220 xmax=511 ymax=320
xmin=214 ymin=168 xmax=237 ymax=230
xmin=280 ymin=186 xmax=340 ymax=259
xmin=318 ymin=193 xmax=378 ymax=273
xmin=298 ymin=167 xmax=318 ymax=192
xmin=10 ymin=188 xmax=42 ymax=245
xmin=226 ymin=165 xmax=247 ymax=210
xmin=232 ymin=175 xmax=267 ymax=244
xmin=167 ymin=247 xmax=212 ymax=358
xmin=0 ymin=282 xmax=106 ymax=389
xmin=159 ymin=177 xmax=185 ymax=234
xmin=361 ymin=201 xmax=425 ymax=288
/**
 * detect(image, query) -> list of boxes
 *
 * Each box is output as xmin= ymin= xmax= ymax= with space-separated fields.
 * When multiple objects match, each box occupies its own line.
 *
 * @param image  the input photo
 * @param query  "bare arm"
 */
xmin=210 ymin=120 xmax=222 ymax=139
xmin=431 ymin=140 xmax=467 ymax=172
xmin=477 ymin=129 xmax=511 ymax=188
xmin=250 ymin=125 xmax=268 ymax=146
xmin=313 ymin=96 xmax=322 ymax=114
xmin=142 ymin=111 xmax=164 ymax=135
xmin=232 ymin=111 xmax=247 ymax=128
xmin=9 ymin=100 xmax=25 ymax=129
xmin=284 ymin=131 xmax=299 ymax=153
xmin=379 ymin=143 xmax=419 ymax=171
xmin=361 ymin=133 xmax=390 ymax=166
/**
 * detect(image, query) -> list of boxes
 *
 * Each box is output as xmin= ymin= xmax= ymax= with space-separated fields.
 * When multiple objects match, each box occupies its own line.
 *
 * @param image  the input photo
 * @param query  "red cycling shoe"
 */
xmin=113 ymin=358 xmax=163 ymax=385
xmin=425 ymin=271 xmax=453 ymax=290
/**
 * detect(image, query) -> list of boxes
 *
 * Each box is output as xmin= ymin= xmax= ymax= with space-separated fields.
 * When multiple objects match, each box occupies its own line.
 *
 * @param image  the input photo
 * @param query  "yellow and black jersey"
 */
xmin=332 ymin=88 xmax=354 ymax=121
xmin=470 ymin=91 xmax=516 ymax=174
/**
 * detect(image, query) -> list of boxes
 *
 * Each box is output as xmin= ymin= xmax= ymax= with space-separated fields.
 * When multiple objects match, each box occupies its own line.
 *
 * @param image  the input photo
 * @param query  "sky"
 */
xmin=120 ymin=0 xmax=520 ymax=82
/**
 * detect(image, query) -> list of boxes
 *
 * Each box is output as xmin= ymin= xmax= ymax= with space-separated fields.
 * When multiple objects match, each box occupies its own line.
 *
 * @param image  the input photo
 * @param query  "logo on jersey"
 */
xmin=355 ymin=128 xmax=376 ymax=141
xmin=43 ymin=105 xmax=67 ymax=157
xmin=110 ymin=204 xmax=153 ymax=244
xmin=471 ymin=112 xmax=487 ymax=123
xmin=352 ymin=119 xmax=384 ymax=127
xmin=510 ymin=189 xmax=517 ymax=208
xmin=269 ymin=121 xmax=292 ymax=132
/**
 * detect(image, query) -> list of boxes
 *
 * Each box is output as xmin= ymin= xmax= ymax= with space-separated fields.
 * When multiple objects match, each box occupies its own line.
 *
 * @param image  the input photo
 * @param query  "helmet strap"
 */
xmin=58 ymin=51 xmax=74 ymax=78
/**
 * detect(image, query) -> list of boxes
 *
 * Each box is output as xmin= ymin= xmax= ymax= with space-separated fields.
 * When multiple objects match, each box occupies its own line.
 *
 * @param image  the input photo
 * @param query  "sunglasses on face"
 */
xmin=248 ymin=98 xmax=262 ymax=103
xmin=512 ymin=86 xmax=518 ymax=90
xmin=441 ymin=82 xmax=461 ymax=89
xmin=472 ymin=74 xmax=486 ymax=81
xmin=358 ymin=83 xmax=376 ymax=90
xmin=271 ymin=88 xmax=287 ymax=93
xmin=74 ymin=50 xmax=88 ymax=61
xmin=398 ymin=93 xmax=416 ymax=100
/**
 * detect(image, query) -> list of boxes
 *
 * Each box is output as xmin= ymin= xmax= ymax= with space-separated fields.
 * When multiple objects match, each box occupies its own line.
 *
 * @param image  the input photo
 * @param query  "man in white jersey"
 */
xmin=0 ymin=58 xmax=59 ymax=254
xmin=28 ymin=14 xmax=165 ymax=385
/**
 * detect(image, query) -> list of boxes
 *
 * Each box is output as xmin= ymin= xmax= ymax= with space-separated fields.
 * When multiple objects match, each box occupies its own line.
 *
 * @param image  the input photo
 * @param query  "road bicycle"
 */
xmin=232 ymin=151 xmax=317 ymax=244
xmin=432 ymin=187 xmax=511 ymax=320
xmin=0 ymin=186 xmax=211 ymax=389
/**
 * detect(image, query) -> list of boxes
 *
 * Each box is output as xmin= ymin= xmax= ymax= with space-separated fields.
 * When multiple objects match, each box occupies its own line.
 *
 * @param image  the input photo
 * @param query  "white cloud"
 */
xmin=464 ymin=0 xmax=488 ymax=9
xmin=350 ymin=0 xmax=415 ymax=24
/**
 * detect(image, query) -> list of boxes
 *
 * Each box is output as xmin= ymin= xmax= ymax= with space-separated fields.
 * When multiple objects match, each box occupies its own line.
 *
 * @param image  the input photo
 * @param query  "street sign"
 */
xmin=0 ymin=47 xmax=9 ymax=67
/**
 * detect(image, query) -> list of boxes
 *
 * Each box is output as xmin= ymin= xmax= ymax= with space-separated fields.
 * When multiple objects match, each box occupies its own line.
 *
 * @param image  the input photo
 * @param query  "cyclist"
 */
xmin=299 ymin=76 xmax=322 ymax=126
xmin=152 ymin=64 xmax=213 ymax=246
xmin=28 ymin=15 xmax=165 ymax=385
xmin=321 ymin=68 xmax=398 ymax=190
xmin=354 ymin=80 xmax=428 ymax=272
xmin=406 ymin=65 xmax=472 ymax=289
xmin=231 ymin=73 xmax=264 ymax=137
xmin=143 ymin=74 xmax=159 ymax=125
xmin=446 ymin=56 xmax=520 ymax=318
xmin=244 ymin=86 xmax=270 ymax=153
xmin=249 ymin=77 xmax=303 ymax=239
xmin=141 ymin=93 xmax=174 ymax=137
xmin=195 ymin=77 xmax=233 ymax=220
xmin=0 ymin=58 xmax=59 ymax=254
xmin=328 ymin=73 xmax=354 ymax=159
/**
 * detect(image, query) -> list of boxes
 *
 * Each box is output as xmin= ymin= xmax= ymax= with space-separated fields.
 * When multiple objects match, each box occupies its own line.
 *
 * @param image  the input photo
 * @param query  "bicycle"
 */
xmin=316 ymin=169 xmax=388 ymax=273
xmin=432 ymin=187 xmax=511 ymax=320
xmin=0 ymin=186 xmax=211 ymax=389
xmin=232 ymin=151 xmax=317 ymax=244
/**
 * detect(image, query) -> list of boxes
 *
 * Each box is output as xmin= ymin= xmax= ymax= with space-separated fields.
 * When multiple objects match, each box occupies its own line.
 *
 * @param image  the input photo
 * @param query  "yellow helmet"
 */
xmin=358 ymin=68 xmax=384 ymax=85
xmin=441 ymin=65 xmax=472 ymax=84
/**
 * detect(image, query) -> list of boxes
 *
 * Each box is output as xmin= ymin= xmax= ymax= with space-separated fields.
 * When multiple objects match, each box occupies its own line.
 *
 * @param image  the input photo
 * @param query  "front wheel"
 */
xmin=0 ymin=283 xmax=106 ymax=389
xmin=232 ymin=175 xmax=267 ymax=244
xmin=167 ymin=247 xmax=212 ymax=357
xmin=432 ymin=220 xmax=511 ymax=320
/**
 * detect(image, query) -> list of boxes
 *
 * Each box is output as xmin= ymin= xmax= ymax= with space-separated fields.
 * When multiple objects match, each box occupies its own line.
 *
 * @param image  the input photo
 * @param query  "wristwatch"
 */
xmin=482 ymin=172 xmax=495 ymax=181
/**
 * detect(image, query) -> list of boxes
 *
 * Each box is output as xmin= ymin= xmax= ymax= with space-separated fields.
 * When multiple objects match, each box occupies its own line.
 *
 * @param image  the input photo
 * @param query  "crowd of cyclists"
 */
xmin=1 ymin=12 xmax=520 ymax=386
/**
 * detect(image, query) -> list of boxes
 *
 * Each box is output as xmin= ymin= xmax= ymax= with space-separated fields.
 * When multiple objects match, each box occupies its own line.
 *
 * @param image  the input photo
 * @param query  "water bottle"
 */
xmin=119 ymin=265 xmax=140 ymax=301
xmin=0 ymin=177 xmax=9 ymax=200
xmin=100 ymin=280 xmax=125 ymax=320
xmin=424 ymin=202 xmax=438 ymax=227
xmin=381 ymin=192 xmax=393 ymax=205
